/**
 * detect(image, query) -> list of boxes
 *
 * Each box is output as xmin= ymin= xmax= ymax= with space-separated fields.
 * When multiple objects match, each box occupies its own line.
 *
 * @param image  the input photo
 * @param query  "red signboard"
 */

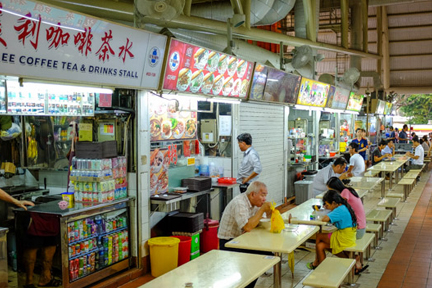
xmin=163 ymin=39 xmax=253 ymax=99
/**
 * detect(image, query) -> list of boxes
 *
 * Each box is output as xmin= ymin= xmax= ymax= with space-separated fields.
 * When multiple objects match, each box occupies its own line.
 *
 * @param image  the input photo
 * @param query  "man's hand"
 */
xmin=14 ymin=200 xmax=34 ymax=210
xmin=339 ymin=172 xmax=349 ymax=180
xmin=261 ymin=202 xmax=272 ymax=212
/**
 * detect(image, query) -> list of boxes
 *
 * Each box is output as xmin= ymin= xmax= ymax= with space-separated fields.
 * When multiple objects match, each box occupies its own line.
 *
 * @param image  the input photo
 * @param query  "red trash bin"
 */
xmin=171 ymin=236 xmax=192 ymax=266
xmin=200 ymin=219 xmax=219 ymax=253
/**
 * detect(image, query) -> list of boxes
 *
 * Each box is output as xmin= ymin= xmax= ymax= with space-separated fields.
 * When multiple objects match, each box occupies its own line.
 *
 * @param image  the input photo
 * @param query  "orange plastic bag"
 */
xmin=270 ymin=202 xmax=284 ymax=233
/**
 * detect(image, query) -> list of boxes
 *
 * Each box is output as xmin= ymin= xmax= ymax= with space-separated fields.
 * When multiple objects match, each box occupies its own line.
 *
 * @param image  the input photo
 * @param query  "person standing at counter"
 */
xmin=347 ymin=142 xmax=365 ymax=177
xmin=218 ymin=181 xmax=272 ymax=288
xmin=352 ymin=128 xmax=368 ymax=160
xmin=312 ymin=157 xmax=349 ymax=197
xmin=0 ymin=188 xmax=34 ymax=209
xmin=387 ymin=126 xmax=396 ymax=143
xmin=237 ymin=133 xmax=262 ymax=193
xmin=398 ymin=124 xmax=409 ymax=143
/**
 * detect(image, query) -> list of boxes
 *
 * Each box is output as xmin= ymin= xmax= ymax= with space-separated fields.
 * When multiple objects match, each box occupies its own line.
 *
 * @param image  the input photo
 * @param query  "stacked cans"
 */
xmin=68 ymin=212 xmax=129 ymax=282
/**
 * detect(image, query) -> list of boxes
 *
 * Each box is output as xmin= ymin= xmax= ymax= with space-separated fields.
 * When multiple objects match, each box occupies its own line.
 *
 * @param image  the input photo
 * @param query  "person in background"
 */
xmin=421 ymin=136 xmax=429 ymax=152
xmin=347 ymin=142 xmax=365 ymax=177
xmin=326 ymin=177 xmax=368 ymax=274
xmin=394 ymin=128 xmax=399 ymax=143
xmin=372 ymin=140 xmax=392 ymax=165
xmin=0 ymin=189 xmax=34 ymax=210
xmin=218 ymin=181 xmax=272 ymax=288
xmin=352 ymin=128 xmax=368 ymax=160
xmin=362 ymin=128 xmax=372 ymax=167
xmin=306 ymin=190 xmax=357 ymax=270
xmin=387 ymin=126 xmax=396 ymax=143
xmin=406 ymin=136 xmax=424 ymax=171
xmin=312 ymin=157 xmax=349 ymax=197
xmin=411 ymin=132 xmax=416 ymax=142
xmin=398 ymin=124 xmax=409 ymax=143
xmin=236 ymin=133 xmax=262 ymax=193
xmin=382 ymin=140 xmax=396 ymax=158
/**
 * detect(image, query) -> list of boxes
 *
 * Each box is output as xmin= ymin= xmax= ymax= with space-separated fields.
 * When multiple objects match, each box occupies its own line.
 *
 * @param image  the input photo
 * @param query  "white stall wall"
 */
xmin=237 ymin=102 xmax=286 ymax=205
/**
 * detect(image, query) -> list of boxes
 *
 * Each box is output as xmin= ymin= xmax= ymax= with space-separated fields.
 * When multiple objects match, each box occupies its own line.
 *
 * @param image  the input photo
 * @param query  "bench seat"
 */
xmin=302 ymin=257 xmax=356 ymax=288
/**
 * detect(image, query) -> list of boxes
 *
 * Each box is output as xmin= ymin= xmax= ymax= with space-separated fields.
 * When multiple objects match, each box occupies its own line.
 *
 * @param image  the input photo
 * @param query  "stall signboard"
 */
xmin=297 ymin=78 xmax=330 ymax=107
xmin=7 ymin=90 xmax=45 ymax=115
xmin=248 ymin=64 xmax=301 ymax=104
xmin=326 ymin=86 xmax=350 ymax=110
xmin=163 ymin=39 xmax=253 ymax=98
xmin=346 ymin=92 xmax=364 ymax=112
xmin=384 ymin=102 xmax=393 ymax=115
xmin=150 ymin=148 xmax=169 ymax=195
xmin=149 ymin=96 xmax=197 ymax=142
xmin=0 ymin=0 xmax=166 ymax=89
xmin=375 ymin=99 xmax=386 ymax=114
xmin=324 ymin=85 xmax=336 ymax=107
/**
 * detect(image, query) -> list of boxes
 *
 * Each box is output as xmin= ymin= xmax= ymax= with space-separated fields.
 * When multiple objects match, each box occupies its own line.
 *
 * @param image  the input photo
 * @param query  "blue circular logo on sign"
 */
xmin=169 ymin=51 xmax=180 ymax=72
xmin=148 ymin=47 xmax=160 ymax=67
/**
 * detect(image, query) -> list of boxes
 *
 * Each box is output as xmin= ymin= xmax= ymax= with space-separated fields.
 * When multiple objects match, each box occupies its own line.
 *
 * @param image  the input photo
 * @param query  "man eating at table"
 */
xmin=218 ymin=181 xmax=272 ymax=288
xmin=372 ymin=140 xmax=392 ymax=165
xmin=312 ymin=157 xmax=349 ymax=197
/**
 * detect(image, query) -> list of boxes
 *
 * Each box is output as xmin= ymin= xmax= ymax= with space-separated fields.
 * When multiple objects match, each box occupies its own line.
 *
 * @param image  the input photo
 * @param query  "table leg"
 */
xmin=395 ymin=168 xmax=399 ymax=184
xmin=381 ymin=172 xmax=385 ymax=198
xmin=389 ymin=172 xmax=393 ymax=190
xmin=273 ymin=252 xmax=281 ymax=288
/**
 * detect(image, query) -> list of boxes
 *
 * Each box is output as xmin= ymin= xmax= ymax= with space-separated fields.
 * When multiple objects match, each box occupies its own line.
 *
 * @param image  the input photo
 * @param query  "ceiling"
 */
xmin=37 ymin=0 xmax=432 ymax=96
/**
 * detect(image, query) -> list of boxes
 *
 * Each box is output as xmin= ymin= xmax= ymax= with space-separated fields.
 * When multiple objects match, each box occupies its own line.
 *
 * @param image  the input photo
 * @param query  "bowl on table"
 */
xmin=259 ymin=218 xmax=271 ymax=230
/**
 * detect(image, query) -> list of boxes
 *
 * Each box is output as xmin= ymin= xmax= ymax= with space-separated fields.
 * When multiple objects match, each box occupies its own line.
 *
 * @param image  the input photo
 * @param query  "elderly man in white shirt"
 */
xmin=218 ymin=181 xmax=273 ymax=288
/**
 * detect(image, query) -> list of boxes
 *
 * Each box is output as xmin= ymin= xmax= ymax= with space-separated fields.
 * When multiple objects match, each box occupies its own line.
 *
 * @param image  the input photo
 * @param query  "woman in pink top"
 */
xmin=326 ymin=177 xmax=368 ymax=275
xmin=326 ymin=177 xmax=366 ymax=239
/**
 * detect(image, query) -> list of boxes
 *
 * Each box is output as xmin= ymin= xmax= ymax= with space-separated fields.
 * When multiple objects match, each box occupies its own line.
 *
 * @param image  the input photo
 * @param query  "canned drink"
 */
xmin=80 ymin=241 xmax=85 ymax=252
xmin=90 ymin=265 xmax=95 ymax=273
xmin=89 ymin=252 xmax=95 ymax=265
xmin=112 ymin=219 xmax=117 ymax=230
xmin=85 ymin=240 xmax=89 ymax=252
xmin=103 ymin=237 xmax=108 ymax=248
xmin=69 ymin=246 xmax=73 ymax=257
xmin=74 ymin=258 xmax=80 ymax=270
xmin=87 ymin=264 xmax=91 ymax=275
xmin=75 ymin=243 xmax=81 ymax=255
xmin=70 ymin=269 xmax=75 ymax=280
xmin=79 ymin=257 xmax=84 ymax=268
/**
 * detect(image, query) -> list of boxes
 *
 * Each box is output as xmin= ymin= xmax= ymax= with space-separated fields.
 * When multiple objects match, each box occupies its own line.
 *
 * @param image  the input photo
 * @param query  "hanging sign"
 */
xmin=0 ymin=0 xmax=166 ymax=89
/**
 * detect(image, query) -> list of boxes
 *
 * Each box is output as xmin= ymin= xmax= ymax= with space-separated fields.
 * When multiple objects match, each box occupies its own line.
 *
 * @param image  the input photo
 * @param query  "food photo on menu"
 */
xmin=249 ymin=64 xmax=268 ymax=100
xmin=149 ymin=97 xmax=197 ymax=142
xmin=262 ymin=68 xmax=302 ymax=104
xmin=163 ymin=39 xmax=252 ymax=99
xmin=297 ymin=78 xmax=330 ymax=107
xmin=346 ymin=92 xmax=364 ymax=112
xmin=150 ymin=148 xmax=170 ymax=195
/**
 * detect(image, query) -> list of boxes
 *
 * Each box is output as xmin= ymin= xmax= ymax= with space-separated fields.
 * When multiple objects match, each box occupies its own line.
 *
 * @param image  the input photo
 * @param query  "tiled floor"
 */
xmin=118 ymin=170 xmax=430 ymax=288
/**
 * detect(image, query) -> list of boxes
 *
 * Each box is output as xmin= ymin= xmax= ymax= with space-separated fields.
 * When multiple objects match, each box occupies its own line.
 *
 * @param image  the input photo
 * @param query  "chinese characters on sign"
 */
xmin=0 ymin=0 xmax=166 ymax=89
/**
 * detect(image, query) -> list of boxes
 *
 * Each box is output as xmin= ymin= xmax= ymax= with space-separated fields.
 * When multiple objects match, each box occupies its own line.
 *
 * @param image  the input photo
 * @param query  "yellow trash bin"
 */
xmin=148 ymin=237 xmax=180 ymax=277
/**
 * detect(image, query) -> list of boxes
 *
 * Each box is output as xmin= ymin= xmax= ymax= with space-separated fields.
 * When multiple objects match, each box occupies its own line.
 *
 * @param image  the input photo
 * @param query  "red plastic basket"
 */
xmin=218 ymin=177 xmax=237 ymax=184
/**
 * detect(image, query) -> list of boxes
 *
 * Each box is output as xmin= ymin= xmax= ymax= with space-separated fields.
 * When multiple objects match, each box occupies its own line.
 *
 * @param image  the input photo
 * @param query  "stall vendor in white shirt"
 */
xmin=237 ymin=133 xmax=262 ymax=192
xmin=312 ymin=157 xmax=349 ymax=197
xmin=347 ymin=142 xmax=365 ymax=177
xmin=406 ymin=135 xmax=424 ymax=170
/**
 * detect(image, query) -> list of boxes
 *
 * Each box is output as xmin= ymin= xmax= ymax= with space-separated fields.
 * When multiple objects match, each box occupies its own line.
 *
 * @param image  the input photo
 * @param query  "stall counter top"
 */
xmin=0 ymin=227 xmax=8 ymax=234
xmin=13 ymin=197 xmax=133 ymax=217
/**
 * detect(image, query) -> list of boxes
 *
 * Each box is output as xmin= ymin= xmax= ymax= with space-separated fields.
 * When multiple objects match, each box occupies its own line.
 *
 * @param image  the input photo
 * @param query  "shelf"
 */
xmin=69 ymin=247 xmax=99 ymax=260
xmin=68 ymin=226 xmax=128 ymax=246
xmin=69 ymin=258 xmax=130 ymax=285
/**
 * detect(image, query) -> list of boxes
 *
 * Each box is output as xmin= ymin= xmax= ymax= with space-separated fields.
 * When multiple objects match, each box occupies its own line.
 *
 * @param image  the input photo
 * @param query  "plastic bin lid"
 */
xmin=148 ymin=237 xmax=180 ymax=246
xmin=294 ymin=180 xmax=314 ymax=184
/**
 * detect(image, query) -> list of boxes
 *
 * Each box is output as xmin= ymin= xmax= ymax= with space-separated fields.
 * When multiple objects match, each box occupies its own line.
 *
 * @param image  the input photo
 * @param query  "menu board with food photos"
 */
xmin=346 ymin=92 xmax=365 ymax=112
xmin=375 ymin=99 xmax=385 ymax=114
xmin=249 ymin=64 xmax=301 ymax=104
xmin=150 ymin=148 xmax=169 ymax=195
xmin=149 ymin=97 xmax=197 ymax=142
xmin=297 ymin=78 xmax=330 ymax=107
xmin=384 ymin=102 xmax=393 ymax=115
xmin=163 ymin=39 xmax=253 ymax=98
xmin=326 ymin=86 xmax=350 ymax=110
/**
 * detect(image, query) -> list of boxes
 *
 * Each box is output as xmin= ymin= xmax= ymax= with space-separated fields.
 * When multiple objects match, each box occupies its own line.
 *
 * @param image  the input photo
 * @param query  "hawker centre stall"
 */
xmin=0 ymin=0 xmax=167 ymax=286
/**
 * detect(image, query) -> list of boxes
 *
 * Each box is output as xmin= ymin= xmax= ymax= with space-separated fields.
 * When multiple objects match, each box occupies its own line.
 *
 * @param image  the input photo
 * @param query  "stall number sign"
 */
xmin=0 ymin=0 xmax=166 ymax=89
